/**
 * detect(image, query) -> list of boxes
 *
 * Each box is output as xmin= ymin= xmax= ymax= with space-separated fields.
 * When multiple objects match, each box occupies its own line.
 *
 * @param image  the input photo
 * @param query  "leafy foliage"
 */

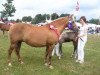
xmin=0 ymin=0 xmax=16 ymax=18
xmin=89 ymin=18 xmax=99 ymax=24
xmin=51 ymin=13 xmax=59 ymax=20
xmin=31 ymin=13 xmax=71 ymax=24
xmin=34 ymin=14 xmax=45 ymax=24
xmin=22 ymin=16 xmax=32 ymax=22
xmin=16 ymin=19 xmax=22 ymax=23
xmin=60 ymin=13 xmax=70 ymax=17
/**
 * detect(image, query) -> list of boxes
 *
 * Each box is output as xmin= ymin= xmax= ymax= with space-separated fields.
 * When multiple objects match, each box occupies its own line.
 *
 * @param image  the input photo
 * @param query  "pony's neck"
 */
xmin=49 ymin=17 xmax=69 ymax=34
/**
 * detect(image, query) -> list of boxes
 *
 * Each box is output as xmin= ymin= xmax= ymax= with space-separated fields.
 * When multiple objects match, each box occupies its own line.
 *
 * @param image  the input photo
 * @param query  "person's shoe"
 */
xmin=79 ymin=60 xmax=84 ymax=64
xmin=76 ymin=60 xmax=84 ymax=64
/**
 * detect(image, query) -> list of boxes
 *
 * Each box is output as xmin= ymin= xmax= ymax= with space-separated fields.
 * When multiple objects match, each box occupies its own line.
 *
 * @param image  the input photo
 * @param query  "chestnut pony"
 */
xmin=7 ymin=15 xmax=74 ymax=69
xmin=0 ymin=23 xmax=11 ymax=35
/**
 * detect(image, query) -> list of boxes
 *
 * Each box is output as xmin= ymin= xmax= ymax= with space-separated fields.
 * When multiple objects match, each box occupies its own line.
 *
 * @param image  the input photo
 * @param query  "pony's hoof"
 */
xmin=8 ymin=63 xmax=12 ymax=67
xmin=70 ymin=54 xmax=74 ymax=58
xmin=20 ymin=61 xmax=24 ymax=64
xmin=49 ymin=65 xmax=54 ymax=69
xmin=44 ymin=63 xmax=48 ymax=66
xmin=58 ymin=57 xmax=61 ymax=59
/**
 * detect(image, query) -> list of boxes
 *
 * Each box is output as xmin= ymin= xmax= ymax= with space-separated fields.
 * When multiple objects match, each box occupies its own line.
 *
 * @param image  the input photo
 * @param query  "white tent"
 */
xmin=87 ymin=23 xmax=96 ymax=30
xmin=76 ymin=22 xmax=100 ymax=29
xmin=96 ymin=25 xmax=100 ymax=27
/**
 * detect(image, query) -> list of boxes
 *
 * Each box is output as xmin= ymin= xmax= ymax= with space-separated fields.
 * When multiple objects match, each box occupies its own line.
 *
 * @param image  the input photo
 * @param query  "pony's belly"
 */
xmin=25 ymin=40 xmax=47 ymax=47
xmin=28 ymin=43 xmax=46 ymax=47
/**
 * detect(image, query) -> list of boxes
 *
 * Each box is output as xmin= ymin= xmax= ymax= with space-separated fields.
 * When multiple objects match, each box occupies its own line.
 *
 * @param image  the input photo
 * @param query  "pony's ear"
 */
xmin=68 ymin=14 xmax=75 ymax=22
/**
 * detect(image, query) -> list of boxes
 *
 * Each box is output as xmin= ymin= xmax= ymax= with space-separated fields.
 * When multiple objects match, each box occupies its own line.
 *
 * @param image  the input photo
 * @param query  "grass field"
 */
xmin=0 ymin=31 xmax=100 ymax=75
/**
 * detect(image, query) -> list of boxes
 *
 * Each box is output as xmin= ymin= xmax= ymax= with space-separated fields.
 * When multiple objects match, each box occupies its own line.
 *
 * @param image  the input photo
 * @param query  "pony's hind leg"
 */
xmin=59 ymin=43 xmax=63 ymax=56
xmin=8 ymin=43 xmax=15 ymax=66
xmin=71 ymin=41 xmax=77 ymax=58
xmin=14 ymin=41 xmax=23 ymax=64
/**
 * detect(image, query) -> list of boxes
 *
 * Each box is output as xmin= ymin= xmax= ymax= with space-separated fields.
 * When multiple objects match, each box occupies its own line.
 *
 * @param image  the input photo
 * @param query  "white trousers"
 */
xmin=52 ymin=43 xmax=60 ymax=57
xmin=77 ymin=38 xmax=87 ymax=61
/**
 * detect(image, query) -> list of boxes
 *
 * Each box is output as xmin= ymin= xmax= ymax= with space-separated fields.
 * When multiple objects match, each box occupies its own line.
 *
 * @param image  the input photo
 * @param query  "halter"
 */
xmin=68 ymin=21 xmax=73 ymax=30
xmin=67 ymin=14 xmax=75 ymax=29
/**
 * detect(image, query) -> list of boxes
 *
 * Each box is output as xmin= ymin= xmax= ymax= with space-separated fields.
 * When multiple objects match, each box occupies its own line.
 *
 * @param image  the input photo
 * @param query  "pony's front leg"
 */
xmin=8 ymin=44 xmax=15 ymax=67
xmin=59 ymin=43 xmax=63 ymax=56
xmin=45 ymin=45 xmax=54 ymax=69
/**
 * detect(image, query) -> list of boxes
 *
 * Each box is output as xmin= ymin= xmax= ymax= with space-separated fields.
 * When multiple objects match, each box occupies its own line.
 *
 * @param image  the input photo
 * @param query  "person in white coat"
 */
xmin=76 ymin=16 xmax=88 ymax=64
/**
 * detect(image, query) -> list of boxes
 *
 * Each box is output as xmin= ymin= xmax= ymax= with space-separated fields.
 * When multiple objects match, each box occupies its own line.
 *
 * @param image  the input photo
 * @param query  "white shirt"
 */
xmin=79 ymin=24 xmax=88 ymax=42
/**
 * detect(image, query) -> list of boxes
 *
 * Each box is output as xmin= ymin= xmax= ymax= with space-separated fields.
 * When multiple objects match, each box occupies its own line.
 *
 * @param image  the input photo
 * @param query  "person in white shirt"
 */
xmin=76 ymin=16 xmax=88 ymax=64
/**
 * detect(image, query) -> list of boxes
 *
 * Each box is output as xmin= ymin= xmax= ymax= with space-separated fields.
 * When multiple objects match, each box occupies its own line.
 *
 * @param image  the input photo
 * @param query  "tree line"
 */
xmin=16 ymin=13 xmax=70 ymax=24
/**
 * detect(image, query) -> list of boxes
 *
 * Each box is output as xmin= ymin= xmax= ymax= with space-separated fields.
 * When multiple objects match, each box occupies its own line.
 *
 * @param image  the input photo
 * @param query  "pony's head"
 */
xmin=68 ymin=14 xmax=76 ymax=22
xmin=66 ymin=14 xmax=75 ymax=29
xmin=67 ymin=15 xmax=79 ymax=33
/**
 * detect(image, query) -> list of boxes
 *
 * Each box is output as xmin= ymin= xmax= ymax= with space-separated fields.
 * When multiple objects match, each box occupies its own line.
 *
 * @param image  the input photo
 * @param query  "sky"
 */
xmin=0 ymin=0 xmax=100 ymax=20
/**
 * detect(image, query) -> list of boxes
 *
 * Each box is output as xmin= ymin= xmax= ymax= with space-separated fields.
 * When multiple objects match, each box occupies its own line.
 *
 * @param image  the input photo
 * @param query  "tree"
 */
xmin=51 ymin=13 xmax=59 ymax=20
xmin=16 ymin=19 xmax=22 ymax=23
xmin=34 ymin=14 xmax=44 ymax=24
xmin=22 ymin=16 xmax=32 ymax=22
xmin=89 ymin=18 xmax=99 ymax=24
xmin=31 ymin=14 xmax=47 ymax=24
xmin=42 ymin=14 xmax=47 ymax=22
xmin=22 ymin=16 xmax=27 ymax=22
xmin=60 ymin=13 xmax=70 ymax=17
xmin=27 ymin=16 xmax=32 ymax=22
xmin=0 ymin=0 xmax=16 ymax=19
xmin=31 ymin=18 xmax=36 ymax=24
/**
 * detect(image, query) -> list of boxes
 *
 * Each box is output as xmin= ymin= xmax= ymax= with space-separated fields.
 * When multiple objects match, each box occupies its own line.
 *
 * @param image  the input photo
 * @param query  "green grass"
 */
xmin=0 ymin=31 xmax=100 ymax=75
